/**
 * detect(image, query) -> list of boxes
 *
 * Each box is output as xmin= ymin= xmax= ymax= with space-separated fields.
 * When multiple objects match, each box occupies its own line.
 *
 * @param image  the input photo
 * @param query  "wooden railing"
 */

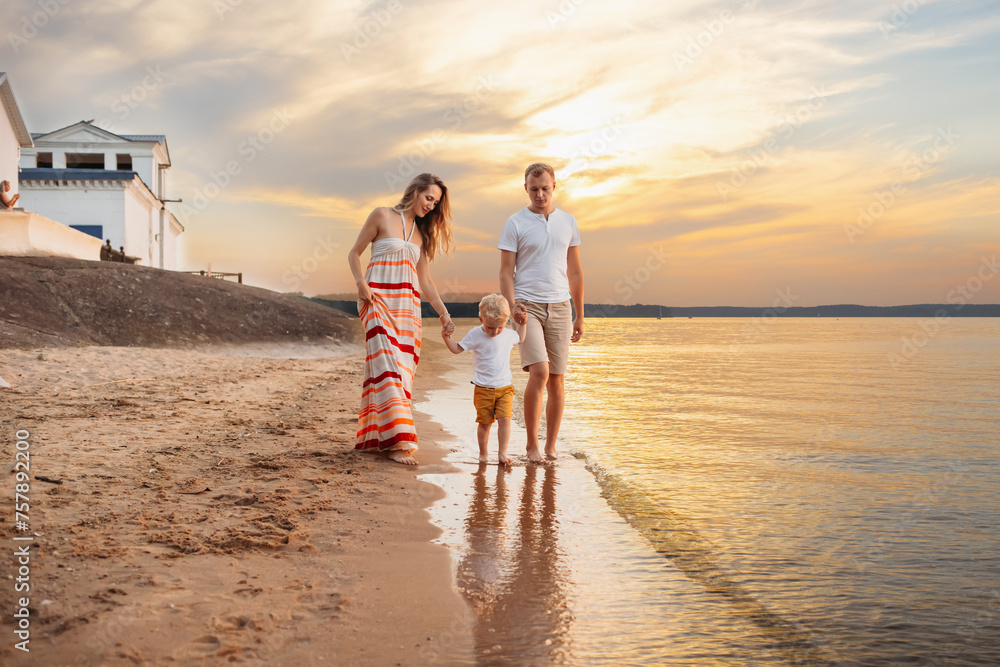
xmin=100 ymin=240 xmax=138 ymax=264
xmin=184 ymin=270 xmax=243 ymax=284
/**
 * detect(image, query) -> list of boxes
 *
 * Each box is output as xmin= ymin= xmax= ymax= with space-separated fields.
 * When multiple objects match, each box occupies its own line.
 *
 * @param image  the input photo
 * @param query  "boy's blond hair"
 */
xmin=478 ymin=293 xmax=510 ymax=323
xmin=524 ymin=162 xmax=555 ymax=182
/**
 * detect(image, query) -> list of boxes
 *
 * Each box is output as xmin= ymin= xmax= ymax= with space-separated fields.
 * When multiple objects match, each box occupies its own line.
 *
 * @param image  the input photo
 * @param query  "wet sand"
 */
xmin=0 ymin=343 xmax=473 ymax=666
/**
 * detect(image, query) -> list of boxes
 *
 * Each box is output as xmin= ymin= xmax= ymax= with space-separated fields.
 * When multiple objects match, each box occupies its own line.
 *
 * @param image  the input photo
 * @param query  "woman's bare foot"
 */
xmin=498 ymin=453 xmax=512 ymax=467
xmin=387 ymin=450 xmax=418 ymax=466
xmin=525 ymin=448 xmax=546 ymax=464
xmin=478 ymin=454 xmax=489 ymax=463
xmin=544 ymin=448 xmax=558 ymax=461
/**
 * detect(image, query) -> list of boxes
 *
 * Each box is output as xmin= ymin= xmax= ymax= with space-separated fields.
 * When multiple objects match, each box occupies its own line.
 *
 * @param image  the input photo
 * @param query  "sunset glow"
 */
xmin=4 ymin=0 xmax=997 ymax=306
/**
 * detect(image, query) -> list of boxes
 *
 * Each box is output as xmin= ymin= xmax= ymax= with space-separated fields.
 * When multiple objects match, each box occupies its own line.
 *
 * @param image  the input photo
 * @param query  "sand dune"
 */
xmin=0 ymin=256 xmax=355 ymax=349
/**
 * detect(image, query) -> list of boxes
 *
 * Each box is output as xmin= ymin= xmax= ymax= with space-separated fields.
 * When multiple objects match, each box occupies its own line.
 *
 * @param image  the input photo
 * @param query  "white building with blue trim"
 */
xmin=18 ymin=120 xmax=184 ymax=269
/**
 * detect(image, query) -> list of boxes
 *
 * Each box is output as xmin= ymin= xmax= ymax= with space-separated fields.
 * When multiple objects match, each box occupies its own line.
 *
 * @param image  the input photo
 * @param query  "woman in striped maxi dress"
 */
xmin=347 ymin=173 xmax=455 ymax=465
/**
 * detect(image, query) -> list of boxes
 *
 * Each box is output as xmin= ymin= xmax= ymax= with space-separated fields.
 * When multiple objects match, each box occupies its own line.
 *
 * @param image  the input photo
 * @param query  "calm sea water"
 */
xmin=418 ymin=318 xmax=1000 ymax=665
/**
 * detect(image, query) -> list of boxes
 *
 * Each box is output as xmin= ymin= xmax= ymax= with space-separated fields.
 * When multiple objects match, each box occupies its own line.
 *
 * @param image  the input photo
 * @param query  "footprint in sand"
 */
xmin=212 ymin=613 xmax=262 ymax=632
xmin=173 ymin=634 xmax=221 ymax=660
xmin=179 ymin=642 xmax=261 ymax=663
xmin=233 ymin=586 xmax=265 ymax=598
xmin=289 ymin=591 xmax=345 ymax=622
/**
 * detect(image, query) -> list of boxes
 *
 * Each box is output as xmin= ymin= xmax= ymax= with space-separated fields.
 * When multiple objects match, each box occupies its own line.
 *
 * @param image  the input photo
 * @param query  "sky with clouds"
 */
xmin=4 ymin=0 xmax=998 ymax=306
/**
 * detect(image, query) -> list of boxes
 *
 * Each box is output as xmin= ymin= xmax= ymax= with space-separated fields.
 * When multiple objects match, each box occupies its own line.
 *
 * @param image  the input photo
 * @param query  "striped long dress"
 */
xmin=355 ymin=214 xmax=422 ymax=454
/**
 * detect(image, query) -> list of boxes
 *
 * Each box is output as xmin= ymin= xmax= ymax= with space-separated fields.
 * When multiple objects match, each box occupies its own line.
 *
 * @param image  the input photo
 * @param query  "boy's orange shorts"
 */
xmin=473 ymin=384 xmax=515 ymax=424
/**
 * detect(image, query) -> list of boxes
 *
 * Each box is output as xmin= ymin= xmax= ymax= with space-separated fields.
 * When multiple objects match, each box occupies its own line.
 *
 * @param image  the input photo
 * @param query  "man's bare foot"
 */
xmin=387 ymin=450 xmax=418 ymax=466
xmin=525 ymin=448 xmax=546 ymax=464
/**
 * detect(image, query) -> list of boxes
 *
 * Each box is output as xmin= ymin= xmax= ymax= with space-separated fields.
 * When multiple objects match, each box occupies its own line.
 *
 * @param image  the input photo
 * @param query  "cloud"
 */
xmin=4 ymin=0 xmax=997 ymax=305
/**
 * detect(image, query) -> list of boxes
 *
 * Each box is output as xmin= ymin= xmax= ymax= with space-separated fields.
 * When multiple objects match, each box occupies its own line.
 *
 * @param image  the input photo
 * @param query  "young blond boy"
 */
xmin=442 ymin=294 xmax=526 ymax=464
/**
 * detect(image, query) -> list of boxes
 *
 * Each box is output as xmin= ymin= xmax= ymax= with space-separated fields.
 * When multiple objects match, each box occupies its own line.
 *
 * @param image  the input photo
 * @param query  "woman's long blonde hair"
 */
xmin=394 ymin=173 xmax=453 ymax=262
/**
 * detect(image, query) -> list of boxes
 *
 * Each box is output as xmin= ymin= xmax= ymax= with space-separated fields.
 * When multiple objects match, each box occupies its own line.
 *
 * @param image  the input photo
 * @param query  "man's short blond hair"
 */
xmin=524 ymin=162 xmax=555 ymax=182
xmin=479 ymin=293 xmax=510 ymax=323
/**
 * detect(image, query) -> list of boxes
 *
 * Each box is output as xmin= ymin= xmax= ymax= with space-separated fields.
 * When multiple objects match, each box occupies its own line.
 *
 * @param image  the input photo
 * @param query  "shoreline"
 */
xmin=0 ymin=342 xmax=473 ymax=665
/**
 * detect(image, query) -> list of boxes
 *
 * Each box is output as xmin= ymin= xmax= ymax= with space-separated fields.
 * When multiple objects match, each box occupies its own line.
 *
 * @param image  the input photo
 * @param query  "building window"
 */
xmin=116 ymin=154 xmax=133 ymax=171
xmin=66 ymin=153 xmax=105 ymax=169
xmin=36 ymin=152 xmax=53 ymax=168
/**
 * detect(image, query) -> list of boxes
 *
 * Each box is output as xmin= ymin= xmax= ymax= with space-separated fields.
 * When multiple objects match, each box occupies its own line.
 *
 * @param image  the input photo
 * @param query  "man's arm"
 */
xmin=500 ymin=249 xmax=526 ymax=324
xmin=567 ymin=245 xmax=584 ymax=342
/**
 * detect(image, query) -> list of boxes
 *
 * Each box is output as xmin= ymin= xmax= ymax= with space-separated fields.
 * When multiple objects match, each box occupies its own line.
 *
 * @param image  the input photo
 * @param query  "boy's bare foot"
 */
xmin=387 ymin=450 xmax=418 ymax=466
xmin=525 ymin=448 xmax=546 ymax=464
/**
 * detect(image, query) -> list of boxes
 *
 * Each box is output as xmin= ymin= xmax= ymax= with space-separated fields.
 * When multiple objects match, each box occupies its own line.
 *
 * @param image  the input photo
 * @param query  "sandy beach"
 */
xmin=1 ymin=343 xmax=474 ymax=666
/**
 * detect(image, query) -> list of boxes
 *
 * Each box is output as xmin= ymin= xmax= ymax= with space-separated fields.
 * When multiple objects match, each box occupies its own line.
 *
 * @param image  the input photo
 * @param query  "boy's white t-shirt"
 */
xmin=497 ymin=207 xmax=580 ymax=303
xmin=458 ymin=327 xmax=520 ymax=388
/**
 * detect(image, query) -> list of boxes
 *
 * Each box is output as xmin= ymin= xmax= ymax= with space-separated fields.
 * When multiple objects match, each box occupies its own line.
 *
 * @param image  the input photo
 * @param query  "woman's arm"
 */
xmin=416 ymin=253 xmax=455 ymax=335
xmin=347 ymin=208 xmax=384 ymax=306
xmin=0 ymin=191 xmax=17 ymax=209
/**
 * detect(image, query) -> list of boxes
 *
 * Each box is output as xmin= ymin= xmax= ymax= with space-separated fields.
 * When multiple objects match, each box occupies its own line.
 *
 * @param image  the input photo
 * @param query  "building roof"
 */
xmin=0 ymin=72 xmax=33 ymax=148
xmin=31 ymin=122 xmax=166 ymax=145
xmin=31 ymin=130 xmax=169 ymax=145
xmin=20 ymin=168 xmax=137 ymax=182
xmin=29 ymin=121 xmax=171 ymax=166
xmin=120 ymin=134 xmax=168 ymax=143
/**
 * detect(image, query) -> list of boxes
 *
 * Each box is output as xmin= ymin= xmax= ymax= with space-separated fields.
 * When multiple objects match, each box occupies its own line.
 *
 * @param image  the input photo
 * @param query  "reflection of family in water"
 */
xmin=457 ymin=463 xmax=573 ymax=663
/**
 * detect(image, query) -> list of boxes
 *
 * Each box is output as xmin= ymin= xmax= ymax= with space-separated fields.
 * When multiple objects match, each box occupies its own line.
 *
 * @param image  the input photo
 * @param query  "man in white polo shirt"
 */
xmin=499 ymin=163 xmax=584 ymax=463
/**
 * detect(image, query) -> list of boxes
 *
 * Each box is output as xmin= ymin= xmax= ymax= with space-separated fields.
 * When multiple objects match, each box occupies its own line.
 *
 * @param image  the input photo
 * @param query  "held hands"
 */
xmin=512 ymin=304 xmax=528 ymax=326
xmin=440 ymin=317 xmax=463 ymax=354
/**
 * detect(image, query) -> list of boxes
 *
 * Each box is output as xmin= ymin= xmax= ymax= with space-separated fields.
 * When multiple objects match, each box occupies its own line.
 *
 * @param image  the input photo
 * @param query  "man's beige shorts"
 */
xmin=517 ymin=299 xmax=572 ymax=375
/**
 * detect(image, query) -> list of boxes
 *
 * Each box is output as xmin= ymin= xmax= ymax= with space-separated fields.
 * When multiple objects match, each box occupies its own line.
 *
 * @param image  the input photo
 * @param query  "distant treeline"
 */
xmin=310 ymin=299 xmax=1000 ymax=319
xmin=310 ymin=299 xmax=485 ymax=318
xmin=662 ymin=304 xmax=1000 ymax=318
